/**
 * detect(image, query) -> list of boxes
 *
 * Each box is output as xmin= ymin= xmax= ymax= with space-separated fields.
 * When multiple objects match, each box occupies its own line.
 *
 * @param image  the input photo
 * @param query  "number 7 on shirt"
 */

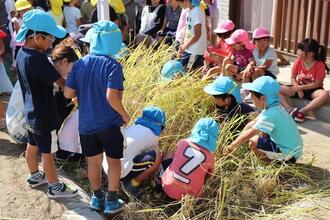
xmin=173 ymin=146 xmax=206 ymax=184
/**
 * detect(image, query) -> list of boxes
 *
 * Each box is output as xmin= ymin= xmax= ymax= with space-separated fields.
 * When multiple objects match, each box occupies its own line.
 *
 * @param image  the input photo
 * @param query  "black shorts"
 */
xmin=121 ymin=150 xmax=156 ymax=182
xmin=79 ymin=127 xmax=124 ymax=158
xmin=179 ymin=51 xmax=204 ymax=69
xmin=264 ymin=70 xmax=277 ymax=79
xmin=28 ymin=130 xmax=58 ymax=154
xmin=291 ymin=87 xmax=323 ymax=100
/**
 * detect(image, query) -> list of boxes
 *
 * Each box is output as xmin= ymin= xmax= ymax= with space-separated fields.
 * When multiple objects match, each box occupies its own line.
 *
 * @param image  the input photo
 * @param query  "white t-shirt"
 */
xmin=63 ymin=6 xmax=81 ymax=33
xmin=102 ymin=124 xmax=159 ymax=178
xmin=184 ymin=6 xmax=207 ymax=55
xmin=253 ymin=46 xmax=279 ymax=76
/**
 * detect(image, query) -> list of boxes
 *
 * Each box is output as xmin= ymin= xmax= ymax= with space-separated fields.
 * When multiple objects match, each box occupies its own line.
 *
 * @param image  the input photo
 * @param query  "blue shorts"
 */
xmin=121 ymin=150 xmax=156 ymax=182
xmin=179 ymin=51 xmax=204 ymax=69
xmin=257 ymin=136 xmax=296 ymax=163
xmin=79 ymin=127 xmax=124 ymax=158
xmin=28 ymin=130 xmax=58 ymax=154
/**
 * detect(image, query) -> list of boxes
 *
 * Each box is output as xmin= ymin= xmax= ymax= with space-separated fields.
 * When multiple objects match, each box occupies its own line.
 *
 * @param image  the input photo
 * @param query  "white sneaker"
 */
xmin=47 ymin=182 xmax=78 ymax=198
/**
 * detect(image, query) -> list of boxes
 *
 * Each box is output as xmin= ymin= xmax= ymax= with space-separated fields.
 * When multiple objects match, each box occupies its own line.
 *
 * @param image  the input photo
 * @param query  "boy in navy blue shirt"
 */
xmin=15 ymin=9 xmax=78 ymax=198
xmin=64 ymin=21 xmax=130 ymax=214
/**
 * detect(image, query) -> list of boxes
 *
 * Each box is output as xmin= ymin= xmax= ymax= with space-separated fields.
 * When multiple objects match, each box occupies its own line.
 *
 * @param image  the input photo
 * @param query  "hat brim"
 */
xmin=244 ymin=41 xmax=255 ymax=50
xmin=49 ymin=25 xmax=67 ymax=39
xmin=242 ymin=82 xmax=260 ymax=93
xmin=214 ymin=28 xmax=230 ymax=34
xmin=203 ymin=84 xmax=225 ymax=95
xmin=16 ymin=5 xmax=32 ymax=11
xmin=225 ymin=37 xmax=238 ymax=45
xmin=253 ymin=34 xmax=270 ymax=39
xmin=16 ymin=24 xmax=67 ymax=43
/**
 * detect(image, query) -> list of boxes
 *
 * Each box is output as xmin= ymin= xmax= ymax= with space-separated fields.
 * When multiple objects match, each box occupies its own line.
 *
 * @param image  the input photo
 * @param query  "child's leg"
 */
xmin=301 ymin=89 xmax=329 ymax=113
xmin=42 ymin=153 xmax=59 ymax=183
xmin=106 ymin=156 xmax=121 ymax=192
xmin=26 ymin=143 xmax=39 ymax=173
xmin=221 ymin=57 xmax=233 ymax=74
xmin=249 ymin=135 xmax=272 ymax=163
xmin=279 ymin=85 xmax=295 ymax=110
xmin=224 ymin=63 xmax=238 ymax=77
xmin=87 ymin=154 xmax=103 ymax=190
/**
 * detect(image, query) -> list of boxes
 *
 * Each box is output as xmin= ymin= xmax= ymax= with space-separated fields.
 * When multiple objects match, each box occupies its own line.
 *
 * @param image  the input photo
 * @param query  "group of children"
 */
xmin=1 ymin=0 xmax=329 ymax=216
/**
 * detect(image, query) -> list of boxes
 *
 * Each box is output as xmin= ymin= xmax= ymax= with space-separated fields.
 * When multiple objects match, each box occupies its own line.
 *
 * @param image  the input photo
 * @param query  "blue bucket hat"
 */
xmin=242 ymin=76 xmax=280 ymax=106
xmin=89 ymin=20 xmax=122 ymax=56
xmin=204 ymin=76 xmax=241 ymax=103
xmin=135 ymin=106 xmax=166 ymax=136
xmin=188 ymin=118 xmax=220 ymax=153
xmin=161 ymin=60 xmax=186 ymax=81
xmin=16 ymin=9 xmax=67 ymax=43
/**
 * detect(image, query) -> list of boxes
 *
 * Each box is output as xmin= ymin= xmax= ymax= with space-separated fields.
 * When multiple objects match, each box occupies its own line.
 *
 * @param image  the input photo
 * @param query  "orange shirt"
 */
xmin=161 ymin=139 xmax=214 ymax=200
xmin=292 ymin=59 xmax=326 ymax=86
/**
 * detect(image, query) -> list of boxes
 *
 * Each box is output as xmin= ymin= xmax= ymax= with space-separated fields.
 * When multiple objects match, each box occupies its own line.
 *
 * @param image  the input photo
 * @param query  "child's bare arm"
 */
xmin=255 ymin=59 xmax=273 ymax=71
xmin=223 ymin=127 xmax=260 ymax=155
xmin=179 ymin=24 xmax=201 ymax=54
xmin=106 ymin=88 xmax=130 ymax=126
xmin=64 ymin=86 xmax=76 ymax=98
xmin=295 ymin=80 xmax=323 ymax=91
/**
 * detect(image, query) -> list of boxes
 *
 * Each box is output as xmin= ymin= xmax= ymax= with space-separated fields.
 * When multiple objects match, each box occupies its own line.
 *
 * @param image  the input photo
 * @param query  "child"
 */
xmin=157 ymin=0 xmax=182 ymax=45
xmin=177 ymin=0 xmax=207 ymax=70
xmin=202 ymin=20 xmax=234 ymax=79
xmin=161 ymin=117 xmax=219 ymax=200
xmin=243 ymin=27 xmax=278 ymax=83
xmin=11 ymin=0 xmax=31 ymax=66
xmin=64 ymin=20 xmax=130 ymax=214
xmin=63 ymin=0 xmax=82 ymax=33
xmin=173 ymin=8 xmax=189 ymax=51
xmin=279 ymin=39 xmax=329 ymax=123
xmin=223 ymin=29 xmax=254 ymax=81
xmin=15 ymin=9 xmax=78 ymax=198
xmin=224 ymin=76 xmax=303 ymax=163
xmin=102 ymin=106 xmax=166 ymax=199
xmin=204 ymin=76 xmax=255 ymax=130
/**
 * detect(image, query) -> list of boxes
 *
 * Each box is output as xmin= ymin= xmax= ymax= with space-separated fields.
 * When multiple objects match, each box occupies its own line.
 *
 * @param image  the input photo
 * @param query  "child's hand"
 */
xmin=121 ymin=114 xmax=131 ymax=127
xmin=223 ymin=145 xmax=236 ymax=155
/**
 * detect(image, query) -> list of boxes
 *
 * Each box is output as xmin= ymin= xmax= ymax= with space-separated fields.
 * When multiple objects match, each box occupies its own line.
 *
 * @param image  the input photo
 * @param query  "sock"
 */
xmin=131 ymin=179 xmax=140 ymax=187
xmin=107 ymin=191 xmax=118 ymax=201
xmin=48 ymin=181 xmax=61 ymax=190
xmin=93 ymin=189 xmax=104 ymax=198
xmin=31 ymin=170 xmax=41 ymax=179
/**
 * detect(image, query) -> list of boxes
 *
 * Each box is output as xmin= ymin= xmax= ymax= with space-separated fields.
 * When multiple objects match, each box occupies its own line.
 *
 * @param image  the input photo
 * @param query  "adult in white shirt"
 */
xmin=102 ymin=106 xmax=166 ymax=198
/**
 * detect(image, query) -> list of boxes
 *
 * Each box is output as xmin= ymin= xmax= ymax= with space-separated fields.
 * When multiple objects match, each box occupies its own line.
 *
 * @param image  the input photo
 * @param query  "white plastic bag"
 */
xmin=5 ymin=81 xmax=28 ymax=144
xmin=58 ymin=109 xmax=82 ymax=154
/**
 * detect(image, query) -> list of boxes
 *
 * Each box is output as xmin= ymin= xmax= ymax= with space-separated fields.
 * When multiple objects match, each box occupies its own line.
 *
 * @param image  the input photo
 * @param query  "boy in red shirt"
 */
xmin=161 ymin=118 xmax=219 ymax=200
xmin=279 ymin=38 xmax=329 ymax=123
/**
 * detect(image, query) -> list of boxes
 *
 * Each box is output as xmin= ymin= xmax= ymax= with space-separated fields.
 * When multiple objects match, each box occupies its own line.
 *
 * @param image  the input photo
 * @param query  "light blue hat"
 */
xmin=188 ymin=118 xmax=220 ymax=153
xmin=16 ymin=9 xmax=67 ymax=43
xmin=192 ymin=0 xmax=200 ymax=7
xmin=242 ymin=76 xmax=280 ymax=106
xmin=135 ymin=106 xmax=166 ymax=136
xmin=161 ymin=60 xmax=186 ymax=80
xmin=204 ymin=76 xmax=241 ymax=103
xmin=79 ymin=28 xmax=92 ymax=43
xmin=89 ymin=20 xmax=122 ymax=56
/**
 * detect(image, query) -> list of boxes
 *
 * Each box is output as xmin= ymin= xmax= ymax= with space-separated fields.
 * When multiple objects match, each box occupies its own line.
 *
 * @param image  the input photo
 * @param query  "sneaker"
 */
xmin=90 ymin=194 xmax=105 ymax=211
xmin=288 ymin=107 xmax=298 ymax=118
xmin=294 ymin=111 xmax=305 ymax=123
xmin=104 ymin=199 xmax=125 ymax=214
xmin=47 ymin=182 xmax=78 ymax=198
xmin=27 ymin=171 xmax=47 ymax=188
xmin=121 ymin=181 xmax=141 ymax=199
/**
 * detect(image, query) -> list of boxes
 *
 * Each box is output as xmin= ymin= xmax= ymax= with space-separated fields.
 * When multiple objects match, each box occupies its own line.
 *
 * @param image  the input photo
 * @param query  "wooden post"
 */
xmin=315 ymin=0 xmax=323 ymax=42
xmin=280 ymin=0 xmax=288 ymax=51
xmin=287 ymin=0 xmax=294 ymax=52
xmin=293 ymin=0 xmax=301 ymax=53
xmin=273 ymin=0 xmax=281 ymax=49
xmin=324 ymin=1 xmax=330 ymax=58
xmin=308 ymin=0 xmax=316 ymax=38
